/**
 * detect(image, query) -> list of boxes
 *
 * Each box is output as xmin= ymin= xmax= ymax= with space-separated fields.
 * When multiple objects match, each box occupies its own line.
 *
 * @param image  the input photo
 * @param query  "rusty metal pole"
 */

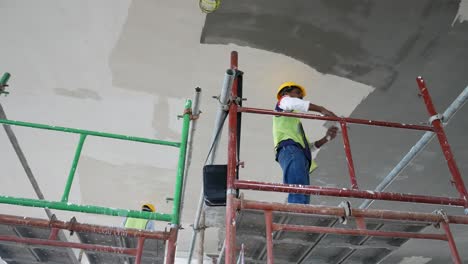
xmin=165 ymin=227 xmax=178 ymax=264
xmin=48 ymin=228 xmax=59 ymax=240
xmin=340 ymin=121 xmax=358 ymax=189
xmin=234 ymin=180 xmax=466 ymax=207
xmin=0 ymin=214 xmax=170 ymax=240
xmin=272 ymin=224 xmax=447 ymax=240
xmin=134 ymin=237 xmax=146 ymax=264
xmin=236 ymin=199 xmax=468 ymax=224
xmin=225 ymin=51 xmax=239 ymax=264
xmin=264 ymin=211 xmax=274 ymax=264
xmin=416 ymin=77 xmax=468 ymax=211
xmin=0 ymin=235 xmax=138 ymax=255
xmin=440 ymin=222 xmax=462 ymax=264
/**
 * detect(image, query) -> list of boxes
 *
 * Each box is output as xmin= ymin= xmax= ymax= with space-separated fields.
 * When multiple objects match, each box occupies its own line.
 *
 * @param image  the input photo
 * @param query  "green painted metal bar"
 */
xmin=0 ymin=195 xmax=172 ymax=221
xmin=0 ymin=72 xmax=10 ymax=95
xmin=0 ymin=72 xmax=10 ymax=85
xmin=0 ymin=119 xmax=181 ymax=148
xmin=62 ymin=134 xmax=87 ymax=202
xmin=171 ymin=99 xmax=192 ymax=225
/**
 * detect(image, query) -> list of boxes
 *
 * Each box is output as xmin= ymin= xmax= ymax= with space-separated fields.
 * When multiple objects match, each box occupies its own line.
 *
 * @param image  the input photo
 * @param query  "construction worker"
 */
xmin=274 ymin=82 xmax=338 ymax=204
xmin=123 ymin=203 xmax=156 ymax=230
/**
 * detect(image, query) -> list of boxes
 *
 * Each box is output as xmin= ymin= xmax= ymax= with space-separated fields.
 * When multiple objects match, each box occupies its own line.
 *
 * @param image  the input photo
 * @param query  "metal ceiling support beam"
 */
xmin=234 ymin=180 xmax=466 ymax=207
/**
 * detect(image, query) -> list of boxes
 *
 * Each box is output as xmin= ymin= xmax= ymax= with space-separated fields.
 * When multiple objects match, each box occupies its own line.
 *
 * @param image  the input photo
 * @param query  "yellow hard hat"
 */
xmin=277 ymin=81 xmax=307 ymax=100
xmin=142 ymin=203 xmax=156 ymax=212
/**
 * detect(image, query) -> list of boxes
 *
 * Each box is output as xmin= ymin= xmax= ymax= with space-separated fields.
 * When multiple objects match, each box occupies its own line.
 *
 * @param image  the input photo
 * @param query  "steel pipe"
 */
xmin=62 ymin=134 xmax=87 ymax=202
xmin=172 ymin=99 xmax=192 ymax=225
xmin=0 ymin=214 xmax=170 ymax=240
xmin=0 ymin=235 xmax=137 ymax=255
xmin=234 ymin=180 xmax=466 ymax=207
xmin=0 ymin=118 xmax=180 ymax=147
xmin=239 ymin=107 xmax=434 ymax=132
xmin=0 ymin=196 xmax=172 ymax=222
xmin=187 ymin=68 xmax=235 ymax=263
xmin=134 ymin=237 xmax=146 ymax=264
xmin=264 ymin=211 xmax=274 ymax=264
xmin=236 ymin=199 xmax=468 ymax=225
xmin=441 ymin=222 xmax=462 ymax=264
xmin=340 ymin=121 xmax=358 ymax=189
xmin=272 ymin=224 xmax=447 ymax=241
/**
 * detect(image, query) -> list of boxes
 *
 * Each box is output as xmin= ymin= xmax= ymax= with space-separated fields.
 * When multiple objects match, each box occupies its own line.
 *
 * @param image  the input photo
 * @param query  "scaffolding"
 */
xmin=220 ymin=51 xmax=468 ymax=264
xmin=0 ymin=72 xmax=198 ymax=264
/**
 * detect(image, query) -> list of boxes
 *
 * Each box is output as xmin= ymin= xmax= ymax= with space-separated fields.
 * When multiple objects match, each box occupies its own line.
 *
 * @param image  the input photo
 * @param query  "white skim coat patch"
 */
xmin=453 ymin=0 xmax=468 ymax=25
xmin=398 ymin=256 xmax=432 ymax=264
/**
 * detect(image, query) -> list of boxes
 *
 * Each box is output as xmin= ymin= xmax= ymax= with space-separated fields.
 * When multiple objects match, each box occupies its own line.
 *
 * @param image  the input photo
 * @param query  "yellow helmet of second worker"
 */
xmin=277 ymin=82 xmax=307 ymax=100
xmin=142 ymin=203 xmax=156 ymax=212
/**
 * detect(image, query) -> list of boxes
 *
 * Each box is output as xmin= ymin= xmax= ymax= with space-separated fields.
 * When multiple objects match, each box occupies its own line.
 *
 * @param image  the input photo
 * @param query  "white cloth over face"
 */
xmin=278 ymin=96 xmax=310 ymax=113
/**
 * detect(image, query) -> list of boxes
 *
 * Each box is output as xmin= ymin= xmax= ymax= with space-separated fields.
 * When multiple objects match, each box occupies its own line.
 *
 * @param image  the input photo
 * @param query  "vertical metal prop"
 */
xmin=135 ymin=237 xmax=146 ymax=264
xmin=165 ymin=227 xmax=178 ymax=264
xmin=225 ymin=51 xmax=239 ymax=264
xmin=264 ymin=211 xmax=274 ymax=264
xmin=441 ymin=222 xmax=461 ymax=264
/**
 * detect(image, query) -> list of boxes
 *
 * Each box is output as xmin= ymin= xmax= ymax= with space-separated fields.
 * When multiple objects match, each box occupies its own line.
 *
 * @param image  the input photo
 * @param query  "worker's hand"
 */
xmin=321 ymin=107 xmax=337 ymax=117
xmin=326 ymin=126 xmax=338 ymax=141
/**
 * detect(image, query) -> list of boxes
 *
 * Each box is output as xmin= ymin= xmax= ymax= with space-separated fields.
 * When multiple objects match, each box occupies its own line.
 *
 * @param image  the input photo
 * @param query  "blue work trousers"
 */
xmin=277 ymin=144 xmax=310 ymax=204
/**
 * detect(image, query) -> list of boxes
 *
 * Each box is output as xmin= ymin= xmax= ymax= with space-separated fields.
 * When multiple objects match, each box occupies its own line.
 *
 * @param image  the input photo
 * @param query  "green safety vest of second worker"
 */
xmin=273 ymin=111 xmax=318 ymax=173
xmin=124 ymin=217 xmax=152 ymax=230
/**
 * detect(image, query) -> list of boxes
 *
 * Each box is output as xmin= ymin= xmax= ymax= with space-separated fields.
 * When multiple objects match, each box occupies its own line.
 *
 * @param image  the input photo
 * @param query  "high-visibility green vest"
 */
xmin=273 ymin=113 xmax=306 ymax=148
xmin=124 ymin=218 xmax=149 ymax=230
xmin=273 ymin=114 xmax=318 ymax=172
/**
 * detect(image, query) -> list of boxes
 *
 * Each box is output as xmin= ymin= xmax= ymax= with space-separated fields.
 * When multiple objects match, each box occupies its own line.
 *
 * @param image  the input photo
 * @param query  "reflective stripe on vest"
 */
xmin=124 ymin=217 xmax=149 ymax=230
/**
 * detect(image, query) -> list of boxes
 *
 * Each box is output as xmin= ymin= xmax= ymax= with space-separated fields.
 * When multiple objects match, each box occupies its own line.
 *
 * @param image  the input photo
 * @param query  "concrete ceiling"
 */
xmin=1 ymin=0 xmax=468 ymax=263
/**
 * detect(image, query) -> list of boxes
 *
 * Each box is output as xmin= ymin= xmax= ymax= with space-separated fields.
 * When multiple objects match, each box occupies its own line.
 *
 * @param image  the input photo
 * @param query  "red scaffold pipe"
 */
xmin=272 ymin=224 xmax=447 ymax=241
xmin=239 ymin=107 xmax=434 ymax=132
xmin=0 ymin=235 xmax=137 ymax=255
xmin=233 ymin=181 xmax=467 ymax=207
xmin=0 ymin=214 xmax=169 ymax=240
xmin=236 ymin=199 xmax=468 ymax=225
xmin=416 ymin=76 xmax=468 ymax=207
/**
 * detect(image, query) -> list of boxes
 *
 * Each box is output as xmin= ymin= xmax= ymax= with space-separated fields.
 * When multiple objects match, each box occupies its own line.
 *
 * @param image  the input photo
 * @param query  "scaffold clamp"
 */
xmin=338 ymin=200 xmax=352 ymax=225
xmin=68 ymin=216 xmax=77 ymax=236
xmin=428 ymin=113 xmax=443 ymax=124
xmin=432 ymin=209 xmax=449 ymax=229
